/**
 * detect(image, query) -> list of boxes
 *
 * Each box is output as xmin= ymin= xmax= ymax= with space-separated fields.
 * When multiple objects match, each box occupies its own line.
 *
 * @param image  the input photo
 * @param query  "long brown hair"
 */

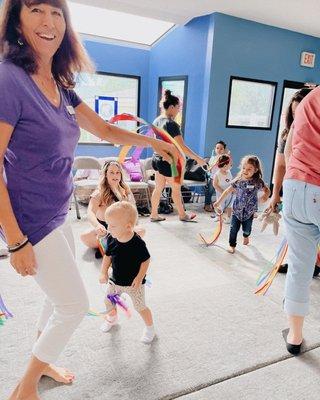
xmin=238 ymin=155 xmax=264 ymax=183
xmin=0 ymin=0 xmax=94 ymax=88
xmin=281 ymin=88 xmax=312 ymax=141
xmin=98 ymin=161 xmax=131 ymax=207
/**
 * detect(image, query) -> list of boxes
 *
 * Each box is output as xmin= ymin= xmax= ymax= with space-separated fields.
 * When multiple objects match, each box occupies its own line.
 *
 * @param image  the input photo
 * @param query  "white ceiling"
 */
xmin=72 ymin=0 xmax=320 ymax=38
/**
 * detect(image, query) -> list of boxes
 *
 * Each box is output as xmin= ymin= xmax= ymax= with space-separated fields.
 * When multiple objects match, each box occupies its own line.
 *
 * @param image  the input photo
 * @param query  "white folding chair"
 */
xmin=72 ymin=156 xmax=101 ymax=219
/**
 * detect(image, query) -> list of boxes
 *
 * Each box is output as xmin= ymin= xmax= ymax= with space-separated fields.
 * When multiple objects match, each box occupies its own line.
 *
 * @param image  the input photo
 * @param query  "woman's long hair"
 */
xmin=0 ymin=0 xmax=94 ymax=88
xmin=98 ymin=161 xmax=131 ymax=207
xmin=238 ymin=155 xmax=263 ymax=183
xmin=281 ymin=88 xmax=312 ymax=141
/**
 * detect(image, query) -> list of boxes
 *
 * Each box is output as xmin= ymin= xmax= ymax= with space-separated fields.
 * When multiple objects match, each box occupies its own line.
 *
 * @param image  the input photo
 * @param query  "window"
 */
xmin=68 ymin=1 xmax=175 ymax=46
xmin=75 ymin=72 xmax=140 ymax=144
xmin=226 ymin=76 xmax=277 ymax=130
xmin=158 ymin=76 xmax=188 ymax=135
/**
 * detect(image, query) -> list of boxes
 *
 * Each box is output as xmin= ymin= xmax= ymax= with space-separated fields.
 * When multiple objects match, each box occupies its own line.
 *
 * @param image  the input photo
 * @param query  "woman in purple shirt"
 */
xmin=0 ymin=1 xmax=176 ymax=399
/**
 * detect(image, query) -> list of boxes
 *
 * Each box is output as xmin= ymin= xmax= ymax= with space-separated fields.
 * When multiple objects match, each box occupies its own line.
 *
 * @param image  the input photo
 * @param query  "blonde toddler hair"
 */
xmin=105 ymin=201 xmax=138 ymax=227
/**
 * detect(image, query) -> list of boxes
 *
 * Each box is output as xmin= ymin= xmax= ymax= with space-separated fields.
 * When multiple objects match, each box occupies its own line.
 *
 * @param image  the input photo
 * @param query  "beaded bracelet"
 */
xmin=7 ymin=237 xmax=30 ymax=253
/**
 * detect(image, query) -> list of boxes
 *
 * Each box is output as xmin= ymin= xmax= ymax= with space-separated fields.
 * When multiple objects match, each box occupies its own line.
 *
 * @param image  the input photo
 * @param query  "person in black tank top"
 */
xmin=150 ymin=89 xmax=207 ymax=223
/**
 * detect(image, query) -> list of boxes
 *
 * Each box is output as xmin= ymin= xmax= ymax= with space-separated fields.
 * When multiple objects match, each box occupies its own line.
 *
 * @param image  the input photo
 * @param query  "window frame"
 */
xmin=77 ymin=71 xmax=141 ymax=145
xmin=225 ymin=76 xmax=277 ymax=130
xmin=157 ymin=75 xmax=188 ymax=135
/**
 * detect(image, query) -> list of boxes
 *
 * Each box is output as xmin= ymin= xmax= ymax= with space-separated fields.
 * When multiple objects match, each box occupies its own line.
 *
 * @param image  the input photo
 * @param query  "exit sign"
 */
xmin=300 ymin=52 xmax=315 ymax=68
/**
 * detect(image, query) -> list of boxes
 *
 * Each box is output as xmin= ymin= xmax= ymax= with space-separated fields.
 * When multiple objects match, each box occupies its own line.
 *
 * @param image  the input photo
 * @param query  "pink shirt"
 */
xmin=286 ymin=86 xmax=320 ymax=186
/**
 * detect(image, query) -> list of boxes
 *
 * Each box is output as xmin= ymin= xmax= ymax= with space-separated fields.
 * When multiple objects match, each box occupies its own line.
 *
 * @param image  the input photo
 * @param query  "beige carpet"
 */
xmin=1 ymin=204 xmax=320 ymax=399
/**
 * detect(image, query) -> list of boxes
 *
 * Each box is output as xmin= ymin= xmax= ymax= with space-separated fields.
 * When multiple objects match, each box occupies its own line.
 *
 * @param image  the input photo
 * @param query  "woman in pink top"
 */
xmin=282 ymin=86 xmax=320 ymax=355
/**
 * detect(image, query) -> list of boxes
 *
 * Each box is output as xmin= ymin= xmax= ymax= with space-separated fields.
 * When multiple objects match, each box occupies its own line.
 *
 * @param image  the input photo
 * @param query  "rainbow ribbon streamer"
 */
xmin=198 ymin=213 xmax=223 ymax=246
xmin=107 ymin=293 xmax=131 ymax=318
xmin=254 ymin=238 xmax=288 ymax=296
xmin=98 ymin=234 xmax=108 ymax=257
xmin=0 ymin=294 xmax=13 ymax=327
xmin=87 ymin=310 xmax=105 ymax=317
xmin=109 ymin=113 xmax=185 ymax=184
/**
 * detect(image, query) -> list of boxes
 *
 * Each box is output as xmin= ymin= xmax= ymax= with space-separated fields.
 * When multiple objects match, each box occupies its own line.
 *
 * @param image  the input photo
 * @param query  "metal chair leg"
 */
xmin=73 ymin=192 xmax=81 ymax=220
xmin=145 ymin=188 xmax=151 ymax=210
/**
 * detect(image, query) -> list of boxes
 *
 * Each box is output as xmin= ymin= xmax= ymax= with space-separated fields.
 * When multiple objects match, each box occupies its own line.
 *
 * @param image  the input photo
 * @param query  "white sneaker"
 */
xmin=141 ymin=326 xmax=155 ymax=344
xmin=100 ymin=316 xmax=117 ymax=333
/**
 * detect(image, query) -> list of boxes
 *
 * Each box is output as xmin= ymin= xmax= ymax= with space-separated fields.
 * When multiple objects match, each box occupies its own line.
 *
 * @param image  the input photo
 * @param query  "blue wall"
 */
xmin=205 ymin=13 xmax=320 ymax=183
xmin=148 ymin=16 xmax=212 ymax=156
xmin=76 ymin=40 xmax=150 ymax=157
xmin=77 ymin=13 xmax=320 ymax=185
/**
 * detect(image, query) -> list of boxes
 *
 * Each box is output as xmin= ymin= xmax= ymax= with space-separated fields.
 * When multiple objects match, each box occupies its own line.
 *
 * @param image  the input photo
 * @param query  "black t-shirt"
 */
xmin=153 ymin=116 xmax=182 ymax=139
xmin=105 ymin=233 xmax=150 ymax=286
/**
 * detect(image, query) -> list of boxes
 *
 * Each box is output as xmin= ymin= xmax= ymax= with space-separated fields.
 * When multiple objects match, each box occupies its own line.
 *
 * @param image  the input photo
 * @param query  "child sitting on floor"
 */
xmin=80 ymin=160 xmax=144 ymax=258
xmin=99 ymin=201 xmax=155 ymax=343
xmin=214 ymin=155 xmax=270 ymax=253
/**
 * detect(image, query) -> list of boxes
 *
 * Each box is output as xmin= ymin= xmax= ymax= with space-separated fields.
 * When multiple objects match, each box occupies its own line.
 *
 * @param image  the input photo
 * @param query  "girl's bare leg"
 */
xmin=80 ymin=230 xmax=99 ymax=248
xmin=150 ymin=172 xmax=166 ymax=219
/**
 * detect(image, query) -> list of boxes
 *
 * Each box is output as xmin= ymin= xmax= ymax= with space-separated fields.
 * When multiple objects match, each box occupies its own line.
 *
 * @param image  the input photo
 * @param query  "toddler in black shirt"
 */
xmin=99 ymin=201 xmax=155 ymax=343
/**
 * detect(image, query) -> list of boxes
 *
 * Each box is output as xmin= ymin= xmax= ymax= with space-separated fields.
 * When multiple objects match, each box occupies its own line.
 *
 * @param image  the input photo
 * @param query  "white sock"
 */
xmin=141 ymin=325 xmax=155 ymax=343
xmin=146 ymin=325 xmax=154 ymax=332
xmin=106 ymin=314 xmax=117 ymax=323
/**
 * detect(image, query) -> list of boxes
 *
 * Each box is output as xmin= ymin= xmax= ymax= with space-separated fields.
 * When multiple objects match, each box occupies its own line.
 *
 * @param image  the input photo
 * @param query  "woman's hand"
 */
xmin=195 ymin=157 xmax=208 ymax=168
xmin=266 ymin=193 xmax=281 ymax=212
xmin=152 ymin=140 xmax=179 ymax=164
xmin=95 ymin=224 xmax=107 ymax=237
xmin=10 ymin=243 xmax=37 ymax=276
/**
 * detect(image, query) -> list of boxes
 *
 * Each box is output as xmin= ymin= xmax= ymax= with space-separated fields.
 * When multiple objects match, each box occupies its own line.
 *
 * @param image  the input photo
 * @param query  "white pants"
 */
xmin=32 ymin=222 xmax=89 ymax=364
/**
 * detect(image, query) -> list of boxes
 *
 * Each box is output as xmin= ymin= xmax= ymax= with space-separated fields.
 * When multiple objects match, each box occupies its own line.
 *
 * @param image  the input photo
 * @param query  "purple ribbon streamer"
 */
xmin=0 ymin=294 xmax=13 ymax=318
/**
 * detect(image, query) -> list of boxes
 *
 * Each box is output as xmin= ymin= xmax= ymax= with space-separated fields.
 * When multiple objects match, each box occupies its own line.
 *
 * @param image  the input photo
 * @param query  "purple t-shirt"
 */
xmin=0 ymin=61 xmax=81 ymax=245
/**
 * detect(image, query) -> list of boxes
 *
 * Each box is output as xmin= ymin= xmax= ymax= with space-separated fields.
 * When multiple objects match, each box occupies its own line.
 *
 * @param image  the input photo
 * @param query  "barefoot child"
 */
xmin=99 ymin=201 xmax=155 ymax=343
xmin=212 ymin=154 xmax=233 ymax=223
xmin=214 ymin=155 xmax=270 ymax=253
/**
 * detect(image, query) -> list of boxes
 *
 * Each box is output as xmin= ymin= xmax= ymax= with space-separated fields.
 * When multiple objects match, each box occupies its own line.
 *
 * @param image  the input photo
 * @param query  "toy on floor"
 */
xmin=255 ymin=239 xmax=288 ymax=296
xmin=198 ymin=213 xmax=223 ymax=246
xmin=0 ymin=294 xmax=13 ymax=326
xmin=259 ymin=209 xmax=281 ymax=235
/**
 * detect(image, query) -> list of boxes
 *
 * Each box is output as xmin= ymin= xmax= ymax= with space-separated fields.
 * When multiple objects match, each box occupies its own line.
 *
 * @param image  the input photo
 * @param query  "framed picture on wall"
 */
xmin=95 ymin=96 xmax=118 ymax=121
xmin=226 ymin=76 xmax=277 ymax=130
xmin=75 ymin=72 xmax=140 ymax=144
xmin=158 ymin=76 xmax=188 ymax=134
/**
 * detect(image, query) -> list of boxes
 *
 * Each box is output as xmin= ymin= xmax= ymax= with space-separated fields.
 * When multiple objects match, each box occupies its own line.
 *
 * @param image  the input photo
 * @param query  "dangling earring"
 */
xmin=17 ymin=38 xmax=24 ymax=46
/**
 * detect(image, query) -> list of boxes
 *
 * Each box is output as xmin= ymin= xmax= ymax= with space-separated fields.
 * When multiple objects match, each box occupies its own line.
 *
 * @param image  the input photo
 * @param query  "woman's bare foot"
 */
xmin=228 ymin=247 xmax=235 ymax=254
xmin=8 ymin=384 xmax=20 ymax=400
xmin=243 ymin=237 xmax=249 ymax=245
xmin=9 ymin=384 xmax=40 ymax=400
xmin=42 ymin=365 xmax=75 ymax=384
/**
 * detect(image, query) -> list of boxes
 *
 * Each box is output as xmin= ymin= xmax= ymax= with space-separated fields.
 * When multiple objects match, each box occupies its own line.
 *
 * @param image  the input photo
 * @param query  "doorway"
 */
xmin=270 ymin=80 xmax=306 ymax=191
